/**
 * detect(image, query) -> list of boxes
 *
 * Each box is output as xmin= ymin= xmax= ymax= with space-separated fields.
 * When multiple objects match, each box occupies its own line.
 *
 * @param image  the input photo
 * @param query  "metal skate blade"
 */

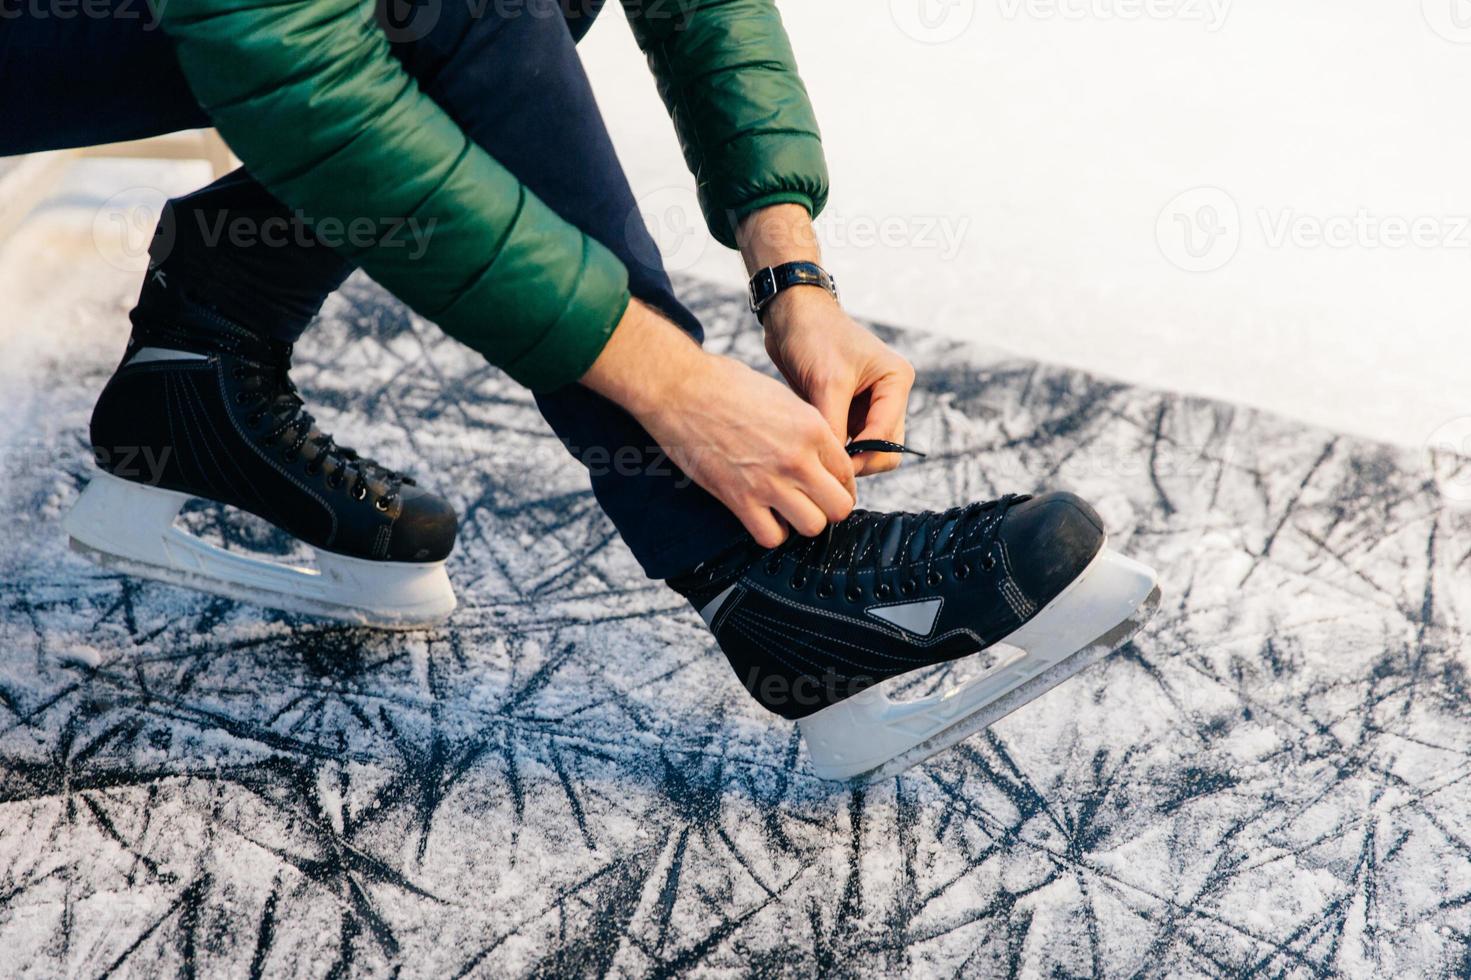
xmin=69 ymin=537 xmax=452 ymax=631
xmin=853 ymin=585 xmax=1162 ymax=785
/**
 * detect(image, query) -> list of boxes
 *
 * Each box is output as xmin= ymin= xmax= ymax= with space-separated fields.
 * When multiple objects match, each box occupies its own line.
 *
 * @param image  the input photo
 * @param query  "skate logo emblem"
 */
xmin=1156 ymin=186 xmax=1241 ymax=273
xmin=866 ymin=598 xmax=943 ymax=636
xmin=890 ymin=0 xmax=976 ymax=44
xmin=1424 ymin=0 xmax=1471 ymax=43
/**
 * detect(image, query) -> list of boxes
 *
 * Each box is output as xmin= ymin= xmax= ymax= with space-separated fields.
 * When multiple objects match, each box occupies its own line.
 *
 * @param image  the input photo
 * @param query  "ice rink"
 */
xmin=581 ymin=0 xmax=1471 ymax=452
xmin=3 ymin=1 xmax=1471 ymax=975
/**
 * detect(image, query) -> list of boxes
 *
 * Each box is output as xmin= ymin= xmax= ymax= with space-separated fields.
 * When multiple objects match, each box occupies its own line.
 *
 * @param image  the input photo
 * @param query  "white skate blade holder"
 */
xmin=64 ymin=470 xmax=456 ymax=630
xmin=798 ymin=547 xmax=1161 ymax=783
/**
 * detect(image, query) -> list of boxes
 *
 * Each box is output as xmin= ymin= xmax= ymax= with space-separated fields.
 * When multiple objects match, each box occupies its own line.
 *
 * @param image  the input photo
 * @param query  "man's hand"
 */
xmin=762 ymin=288 xmax=917 ymax=476
xmin=582 ymin=300 xmax=855 ymax=549
xmin=738 ymin=204 xmax=917 ymax=476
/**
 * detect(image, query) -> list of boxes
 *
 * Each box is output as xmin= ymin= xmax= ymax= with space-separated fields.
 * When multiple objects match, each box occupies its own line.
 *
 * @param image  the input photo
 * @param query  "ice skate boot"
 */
xmin=669 ymin=451 xmax=1160 ymax=782
xmin=65 ymin=291 xmax=458 ymax=629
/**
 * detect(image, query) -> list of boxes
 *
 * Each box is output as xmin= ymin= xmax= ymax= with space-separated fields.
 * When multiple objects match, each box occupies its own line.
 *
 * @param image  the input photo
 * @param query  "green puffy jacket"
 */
xmin=159 ymin=0 xmax=829 ymax=391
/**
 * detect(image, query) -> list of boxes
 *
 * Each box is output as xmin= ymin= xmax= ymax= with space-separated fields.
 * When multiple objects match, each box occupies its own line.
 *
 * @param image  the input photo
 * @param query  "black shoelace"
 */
xmin=762 ymin=440 xmax=1027 ymax=601
xmin=232 ymin=352 xmax=409 ymax=511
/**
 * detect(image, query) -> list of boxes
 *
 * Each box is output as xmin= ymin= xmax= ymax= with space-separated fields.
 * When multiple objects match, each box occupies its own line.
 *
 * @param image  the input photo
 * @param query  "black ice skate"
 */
xmin=64 ymin=291 xmax=458 ymax=628
xmin=669 ymin=448 xmax=1161 ymax=781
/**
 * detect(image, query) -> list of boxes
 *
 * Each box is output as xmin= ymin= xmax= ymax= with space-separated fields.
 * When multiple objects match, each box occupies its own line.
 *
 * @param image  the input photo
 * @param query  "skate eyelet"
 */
xmin=955 ymin=562 xmax=972 ymax=580
xmin=352 ymin=484 xmax=368 ymax=502
xmin=790 ymin=574 xmax=808 ymax=590
xmin=764 ymin=557 xmax=782 ymax=575
xmin=282 ymin=450 xmax=298 ymax=463
xmin=306 ymin=462 xmax=322 ymax=476
xmin=231 ymin=367 xmax=246 ymax=380
xmin=982 ymin=554 xmax=997 ymax=572
xmin=844 ymin=586 xmax=862 ymax=603
xmin=234 ymin=392 xmax=251 ymax=405
xmin=926 ymin=570 xmax=943 ymax=587
xmin=374 ymin=497 xmax=390 ymax=512
xmin=816 ymin=583 xmax=834 ymax=599
xmin=247 ymin=413 xmax=264 ymax=426
xmin=900 ymin=579 xmax=918 ymax=596
xmin=876 ymin=583 xmax=892 ymax=598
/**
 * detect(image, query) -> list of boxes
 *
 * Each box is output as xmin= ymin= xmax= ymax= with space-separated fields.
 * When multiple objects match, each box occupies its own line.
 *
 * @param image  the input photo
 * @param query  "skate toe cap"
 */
xmin=387 ymin=487 xmax=458 ymax=563
xmin=998 ymin=491 xmax=1105 ymax=608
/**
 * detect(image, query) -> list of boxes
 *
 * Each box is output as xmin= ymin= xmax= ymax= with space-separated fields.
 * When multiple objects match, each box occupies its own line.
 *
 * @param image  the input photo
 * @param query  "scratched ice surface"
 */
xmin=2 ymin=276 xmax=1470 ymax=977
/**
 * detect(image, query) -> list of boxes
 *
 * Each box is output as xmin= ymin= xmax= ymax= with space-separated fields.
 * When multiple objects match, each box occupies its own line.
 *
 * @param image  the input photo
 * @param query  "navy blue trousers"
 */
xmin=0 ymin=0 xmax=746 ymax=579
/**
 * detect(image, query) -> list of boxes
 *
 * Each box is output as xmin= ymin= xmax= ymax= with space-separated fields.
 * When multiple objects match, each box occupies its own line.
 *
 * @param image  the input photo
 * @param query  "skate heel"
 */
xmin=798 ymin=548 xmax=1161 ymax=782
xmin=65 ymin=469 xmax=192 ymax=561
xmin=65 ymin=470 xmax=457 ymax=630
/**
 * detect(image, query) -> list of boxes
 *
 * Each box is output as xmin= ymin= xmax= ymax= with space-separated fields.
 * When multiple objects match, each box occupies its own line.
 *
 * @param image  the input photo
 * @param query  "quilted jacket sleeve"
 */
xmin=623 ymin=0 xmax=830 ymax=249
xmin=159 ymin=0 xmax=631 ymax=392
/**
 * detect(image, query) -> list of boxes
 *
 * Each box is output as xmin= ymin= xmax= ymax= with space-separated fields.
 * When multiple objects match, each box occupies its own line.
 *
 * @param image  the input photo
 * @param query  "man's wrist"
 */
xmin=737 ymin=203 xmax=822 ymax=273
xmin=762 ymin=276 xmax=841 ymax=334
xmin=581 ymin=299 xmax=707 ymax=418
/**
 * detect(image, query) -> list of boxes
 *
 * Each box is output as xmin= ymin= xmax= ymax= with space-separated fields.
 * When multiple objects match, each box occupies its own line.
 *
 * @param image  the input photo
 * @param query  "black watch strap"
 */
xmin=747 ymin=261 xmax=839 ymax=321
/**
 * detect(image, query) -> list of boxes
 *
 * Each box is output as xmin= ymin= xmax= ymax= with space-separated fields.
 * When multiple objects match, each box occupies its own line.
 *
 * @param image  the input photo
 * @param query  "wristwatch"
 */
xmin=747 ymin=261 xmax=839 ymax=322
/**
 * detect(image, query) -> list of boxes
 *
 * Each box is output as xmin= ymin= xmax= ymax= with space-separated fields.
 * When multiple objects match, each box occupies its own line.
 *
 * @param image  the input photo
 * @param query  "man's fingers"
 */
xmin=813 ymin=424 xmax=858 ymax=503
xmin=811 ymin=382 xmax=853 ymax=446
xmin=738 ymin=504 xmax=789 ymax=550
xmin=772 ymin=489 xmax=831 ymax=540
xmin=801 ymin=464 xmax=857 ymax=525
xmin=851 ymin=367 xmax=915 ymax=476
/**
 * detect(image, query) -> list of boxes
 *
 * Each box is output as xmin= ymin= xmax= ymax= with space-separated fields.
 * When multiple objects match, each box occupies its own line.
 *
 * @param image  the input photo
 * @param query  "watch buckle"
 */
xmin=748 ymin=266 xmax=778 ymax=314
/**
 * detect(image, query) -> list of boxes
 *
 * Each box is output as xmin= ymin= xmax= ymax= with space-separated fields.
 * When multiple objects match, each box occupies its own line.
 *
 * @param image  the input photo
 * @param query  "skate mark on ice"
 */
xmin=3 ymin=276 xmax=1471 ymax=975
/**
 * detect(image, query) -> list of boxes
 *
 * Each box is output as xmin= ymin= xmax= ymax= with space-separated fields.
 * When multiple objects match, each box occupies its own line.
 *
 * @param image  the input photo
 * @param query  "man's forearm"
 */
xmin=580 ymin=299 xmax=703 ymax=416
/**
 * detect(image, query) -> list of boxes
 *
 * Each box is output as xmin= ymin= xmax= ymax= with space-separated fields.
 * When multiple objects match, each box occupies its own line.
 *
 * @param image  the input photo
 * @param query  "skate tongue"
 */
xmin=879 ymin=520 xmax=905 ymax=564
